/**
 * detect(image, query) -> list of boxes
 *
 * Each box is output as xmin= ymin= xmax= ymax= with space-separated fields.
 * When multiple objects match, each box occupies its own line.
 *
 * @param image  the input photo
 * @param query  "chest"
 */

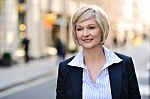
xmin=82 ymin=68 xmax=112 ymax=99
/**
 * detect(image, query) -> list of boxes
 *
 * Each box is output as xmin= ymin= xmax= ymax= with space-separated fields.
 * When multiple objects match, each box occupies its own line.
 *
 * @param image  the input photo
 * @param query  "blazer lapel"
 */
xmin=108 ymin=63 xmax=122 ymax=99
xmin=69 ymin=66 xmax=83 ymax=99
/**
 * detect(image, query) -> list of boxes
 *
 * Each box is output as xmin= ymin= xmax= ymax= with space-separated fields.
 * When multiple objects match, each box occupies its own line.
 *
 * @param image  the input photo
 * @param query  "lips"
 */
xmin=82 ymin=38 xmax=93 ymax=42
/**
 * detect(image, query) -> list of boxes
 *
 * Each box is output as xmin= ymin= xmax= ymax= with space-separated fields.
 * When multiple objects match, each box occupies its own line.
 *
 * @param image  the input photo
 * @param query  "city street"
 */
xmin=0 ymin=41 xmax=149 ymax=99
xmin=1 ymin=0 xmax=150 ymax=99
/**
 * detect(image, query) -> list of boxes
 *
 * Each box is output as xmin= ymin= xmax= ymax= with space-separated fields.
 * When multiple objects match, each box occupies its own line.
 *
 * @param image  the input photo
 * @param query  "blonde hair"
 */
xmin=71 ymin=5 xmax=110 ymax=45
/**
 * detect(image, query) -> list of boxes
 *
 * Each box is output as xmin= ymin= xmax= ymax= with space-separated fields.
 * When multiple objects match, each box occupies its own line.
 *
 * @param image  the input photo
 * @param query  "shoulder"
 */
xmin=60 ymin=56 xmax=75 ymax=65
xmin=115 ymin=52 xmax=132 ymax=62
xmin=114 ymin=52 xmax=135 ymax=71
xmin=57 ymin=56 xmax=75 ymax=79
xmin=58 ymin=56 xmax=75 ymax=70
xmin=114 ymin=52 xmax=134 ymax=68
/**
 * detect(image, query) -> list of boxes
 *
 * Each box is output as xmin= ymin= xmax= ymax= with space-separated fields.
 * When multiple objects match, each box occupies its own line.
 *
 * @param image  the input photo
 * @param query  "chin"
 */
xmin=82 ymin=44 xmax=100 ymax=49
xmin=82 ymin=45 xmax=95 ymax=49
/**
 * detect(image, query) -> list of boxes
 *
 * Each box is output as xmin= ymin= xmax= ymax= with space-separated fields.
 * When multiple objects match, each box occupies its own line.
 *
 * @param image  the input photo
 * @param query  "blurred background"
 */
xmin=0 ymin=0 xmax=149 ymax=99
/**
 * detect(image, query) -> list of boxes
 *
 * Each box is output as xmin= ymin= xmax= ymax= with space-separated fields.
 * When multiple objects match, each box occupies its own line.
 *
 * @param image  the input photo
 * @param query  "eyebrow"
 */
xmin=76 ymin=23 xmax=97 ymax=27
xmin=87 ymin=24 xmax=97 ymax=26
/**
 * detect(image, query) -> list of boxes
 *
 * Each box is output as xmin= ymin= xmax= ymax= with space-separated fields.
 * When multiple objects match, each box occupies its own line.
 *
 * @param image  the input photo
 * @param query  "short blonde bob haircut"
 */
xmin=71 ymin=5 xmax=110 ymax=45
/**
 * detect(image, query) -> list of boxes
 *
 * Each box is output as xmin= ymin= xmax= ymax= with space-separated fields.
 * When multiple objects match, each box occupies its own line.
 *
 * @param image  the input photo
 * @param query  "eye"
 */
xmin=88 ymin=26 xmax=96 ymax=29
xmin=76 ymin=28 xmax=83 ymax=31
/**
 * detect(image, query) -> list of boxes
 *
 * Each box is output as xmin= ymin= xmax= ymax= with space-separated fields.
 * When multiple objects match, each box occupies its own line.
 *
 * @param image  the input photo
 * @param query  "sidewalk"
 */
xmin=0 ymin=56 xmax=57 ymax=91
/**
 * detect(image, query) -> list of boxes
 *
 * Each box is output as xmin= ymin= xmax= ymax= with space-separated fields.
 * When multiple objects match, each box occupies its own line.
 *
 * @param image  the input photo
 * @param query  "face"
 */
xmin=75 ymin=18 xmax=102 ymax=49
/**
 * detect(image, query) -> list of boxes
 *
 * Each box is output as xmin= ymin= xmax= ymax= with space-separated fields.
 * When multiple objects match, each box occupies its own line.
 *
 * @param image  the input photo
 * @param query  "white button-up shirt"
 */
xmin=68 ymin=47 xmax=122 ymax=99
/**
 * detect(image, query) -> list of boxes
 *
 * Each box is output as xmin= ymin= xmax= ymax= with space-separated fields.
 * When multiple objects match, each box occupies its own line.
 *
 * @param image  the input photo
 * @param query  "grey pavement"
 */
xmin=0 ymin=56 xmax=57 ymax=91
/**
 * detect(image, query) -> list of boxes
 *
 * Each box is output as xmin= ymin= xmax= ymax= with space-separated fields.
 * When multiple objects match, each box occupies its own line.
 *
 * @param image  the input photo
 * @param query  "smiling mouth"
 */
xmin=82 ymin=38 xmax=93 ymax=42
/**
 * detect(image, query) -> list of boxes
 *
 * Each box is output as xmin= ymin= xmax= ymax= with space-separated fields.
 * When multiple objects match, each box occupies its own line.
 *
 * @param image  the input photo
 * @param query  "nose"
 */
xmin=83 ymin=28 xmax=89 ymax=37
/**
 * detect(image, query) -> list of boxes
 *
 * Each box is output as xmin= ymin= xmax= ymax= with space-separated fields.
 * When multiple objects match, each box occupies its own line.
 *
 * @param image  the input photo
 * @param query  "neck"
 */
xmin=83 ymin=45 xmax=105 ymax=67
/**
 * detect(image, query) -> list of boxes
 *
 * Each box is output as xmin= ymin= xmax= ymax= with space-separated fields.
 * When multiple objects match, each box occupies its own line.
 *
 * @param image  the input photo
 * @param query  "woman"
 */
xmin=56 ymin=5 xmax=141 ymax=99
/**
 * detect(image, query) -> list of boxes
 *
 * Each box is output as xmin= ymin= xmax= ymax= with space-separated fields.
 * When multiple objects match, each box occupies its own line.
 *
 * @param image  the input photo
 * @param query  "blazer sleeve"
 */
xmin=56 ymin=62 xmax=67 ymax=99
xmin=126 ymin=57 xmax=141 ymax=99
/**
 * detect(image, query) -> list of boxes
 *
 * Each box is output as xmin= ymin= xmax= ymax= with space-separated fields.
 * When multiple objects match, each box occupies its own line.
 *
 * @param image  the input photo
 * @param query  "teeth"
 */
xmin=84 ymin=39 xmax=92 ymax=40
xmin=83 ymin=39 xmax=92 ymax=41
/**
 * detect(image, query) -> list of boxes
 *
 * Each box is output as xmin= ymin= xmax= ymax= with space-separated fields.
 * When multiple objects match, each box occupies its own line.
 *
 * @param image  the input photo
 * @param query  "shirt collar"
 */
xmin=102 ymin=47 xmax=122 ymax=70
xmin=68 ymin=47 xmax=122 ymax=69
xmin=68 ymin=51 xmax=85 ymax=68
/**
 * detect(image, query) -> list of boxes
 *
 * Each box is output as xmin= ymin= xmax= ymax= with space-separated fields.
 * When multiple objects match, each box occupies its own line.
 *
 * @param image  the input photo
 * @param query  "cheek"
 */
xmin=75 ymin=33 xmax=81 ymax=44
xmin=76 ymin=32 xmax=82 ymax=39
xmin=94 ymin=31 xmax=102 ymax=41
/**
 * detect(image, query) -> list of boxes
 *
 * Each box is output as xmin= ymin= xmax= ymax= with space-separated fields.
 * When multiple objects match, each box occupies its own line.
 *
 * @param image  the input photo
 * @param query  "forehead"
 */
xmin=75 ymin=8 xmax=96 ymax=23
xmin=76 ymin=18 xmax=98 ymax=27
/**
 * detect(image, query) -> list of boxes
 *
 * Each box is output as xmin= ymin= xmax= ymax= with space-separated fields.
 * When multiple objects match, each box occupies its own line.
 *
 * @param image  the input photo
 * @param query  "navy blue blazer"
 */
xmin=56 ymin=53 xmax=141 ymax=99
